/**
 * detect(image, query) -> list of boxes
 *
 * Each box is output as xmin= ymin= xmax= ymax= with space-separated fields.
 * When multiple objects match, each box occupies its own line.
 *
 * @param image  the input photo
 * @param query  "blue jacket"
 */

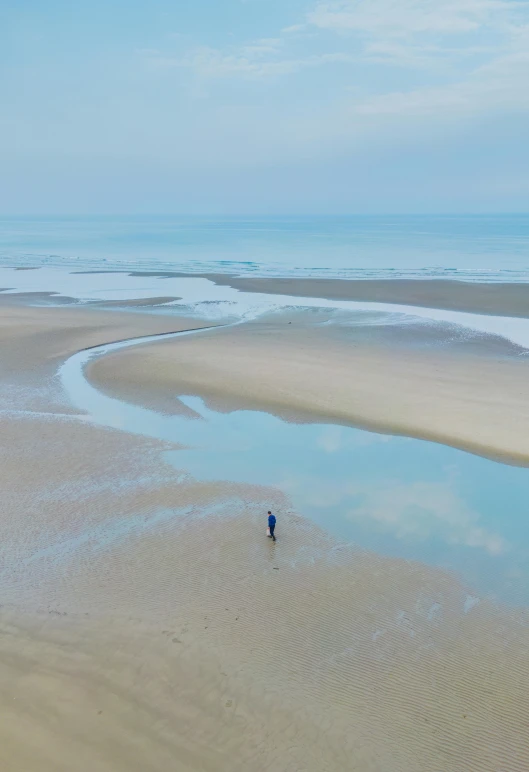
xmin=268 ymin=514 xmax=276 ymax=527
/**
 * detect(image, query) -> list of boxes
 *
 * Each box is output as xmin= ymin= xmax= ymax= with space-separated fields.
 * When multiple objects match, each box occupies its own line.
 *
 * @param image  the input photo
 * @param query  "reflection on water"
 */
xmin=61 ymin=331 xmax=529 ymax=606
xmin=168 ymin=397 xmax=529 ymax=606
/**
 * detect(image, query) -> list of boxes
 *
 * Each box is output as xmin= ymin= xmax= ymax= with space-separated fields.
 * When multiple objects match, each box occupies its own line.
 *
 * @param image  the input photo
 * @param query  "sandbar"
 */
xmin=201 ymin=275 xmax=529 ymax=318
xmin=89 ymin=316 xmax=529 ymax=465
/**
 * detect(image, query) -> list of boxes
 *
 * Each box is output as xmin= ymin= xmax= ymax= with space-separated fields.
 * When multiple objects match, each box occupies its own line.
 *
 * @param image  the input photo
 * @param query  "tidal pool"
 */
xmin=60 ymin=328 xmax=529 ymax=607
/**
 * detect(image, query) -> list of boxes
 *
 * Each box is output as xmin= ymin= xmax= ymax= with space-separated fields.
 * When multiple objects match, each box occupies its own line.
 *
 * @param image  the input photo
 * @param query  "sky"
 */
xmin=1 ymin=0 xmax=529 ymax=214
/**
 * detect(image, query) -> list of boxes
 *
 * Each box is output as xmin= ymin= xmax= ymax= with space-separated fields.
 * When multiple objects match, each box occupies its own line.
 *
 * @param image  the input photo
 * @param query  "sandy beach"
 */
xmin=1 ymin=293 xmax=529 ymax=770
xmin=5 ymin=0 xmax=529 ymax=757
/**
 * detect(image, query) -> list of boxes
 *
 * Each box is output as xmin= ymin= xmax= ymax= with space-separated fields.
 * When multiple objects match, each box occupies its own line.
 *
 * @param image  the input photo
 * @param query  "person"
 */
xmin=268 ymin=511 xmax=276 ymax=542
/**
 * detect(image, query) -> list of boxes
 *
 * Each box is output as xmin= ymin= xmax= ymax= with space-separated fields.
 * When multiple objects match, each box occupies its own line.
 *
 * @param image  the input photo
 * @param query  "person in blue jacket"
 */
xmin=268 ymin=511 xmax=276 ymax=541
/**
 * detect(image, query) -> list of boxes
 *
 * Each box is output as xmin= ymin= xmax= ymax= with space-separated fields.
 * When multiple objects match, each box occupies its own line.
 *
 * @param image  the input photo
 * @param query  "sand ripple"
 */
xmin=0 ymin=413 xmax=528 ymax=770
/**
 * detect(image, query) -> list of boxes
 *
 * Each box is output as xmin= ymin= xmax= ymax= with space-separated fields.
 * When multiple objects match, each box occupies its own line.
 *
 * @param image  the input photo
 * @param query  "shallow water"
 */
xmin=4 ymin=265 xmax=529 ymax=350
xmin=61 ymin=328 xmax=529 ymax=607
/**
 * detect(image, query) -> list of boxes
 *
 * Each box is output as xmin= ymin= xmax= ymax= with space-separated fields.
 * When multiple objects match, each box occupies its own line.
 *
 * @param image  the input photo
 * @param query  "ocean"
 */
xmin=1 ymin=214 xmax=529 ymax=280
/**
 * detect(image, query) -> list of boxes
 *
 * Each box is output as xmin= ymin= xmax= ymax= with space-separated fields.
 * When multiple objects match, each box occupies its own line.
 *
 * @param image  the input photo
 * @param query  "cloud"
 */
xmin=240 ymin=37 xmax=283 ymax=57
xmin=301 ymin=0 xmax=529 ymax=127
xmin=355 ymin=44 xmax=529 ymax=115
xmin=144 ymin=45 xmax=354 ymax=80
xmin=306 ymin=0 xmax=529 ymax=72
xmin=137 ymin=0 xmax=529 ymax=170
xmin=143 ymin=0 xmax=529 ymax=116
xmin=347 ymin=480 xmax=508 ymax=556
xmin=281 ymin=24 xmax=309 ymax=35
xmin=307 ymin=0 xmax=515 ymax=37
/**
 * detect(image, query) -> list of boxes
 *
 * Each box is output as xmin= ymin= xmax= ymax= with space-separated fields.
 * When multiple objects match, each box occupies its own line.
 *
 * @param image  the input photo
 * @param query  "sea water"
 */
xmin=1 ymin=214 xmax=529 ymax=280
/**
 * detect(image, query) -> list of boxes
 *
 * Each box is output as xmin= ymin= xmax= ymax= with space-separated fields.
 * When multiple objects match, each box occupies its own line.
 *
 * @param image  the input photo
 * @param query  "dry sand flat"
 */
xmin=0 ymin=301 xmax=529 ymax=769
xmin=89 ymin=319 xmax=529 ymax=465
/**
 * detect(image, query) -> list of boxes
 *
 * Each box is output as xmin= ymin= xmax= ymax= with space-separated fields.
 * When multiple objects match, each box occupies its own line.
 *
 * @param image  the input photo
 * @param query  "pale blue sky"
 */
xmin=1 ymin=0 xmax=529 ymax=213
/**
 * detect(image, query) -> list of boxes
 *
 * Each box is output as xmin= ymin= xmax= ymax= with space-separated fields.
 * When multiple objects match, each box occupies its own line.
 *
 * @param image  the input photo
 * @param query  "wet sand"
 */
xmin=89 ymin=317 xmax=529 ymax=466
xmin=203 ymin=275 xmax=529 ymax=318
xmin=125 ymin=272 xmax=529 ymax=318
xmin=1 ymin=300 xmax=529 ymax=770
xmin=0 ymin=300 xmax=214 ymax=383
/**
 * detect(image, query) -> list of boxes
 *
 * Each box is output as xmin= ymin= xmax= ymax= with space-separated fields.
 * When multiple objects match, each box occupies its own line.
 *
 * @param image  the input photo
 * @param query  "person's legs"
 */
xmin=270 ymin=524 xmax=276 ymax=541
